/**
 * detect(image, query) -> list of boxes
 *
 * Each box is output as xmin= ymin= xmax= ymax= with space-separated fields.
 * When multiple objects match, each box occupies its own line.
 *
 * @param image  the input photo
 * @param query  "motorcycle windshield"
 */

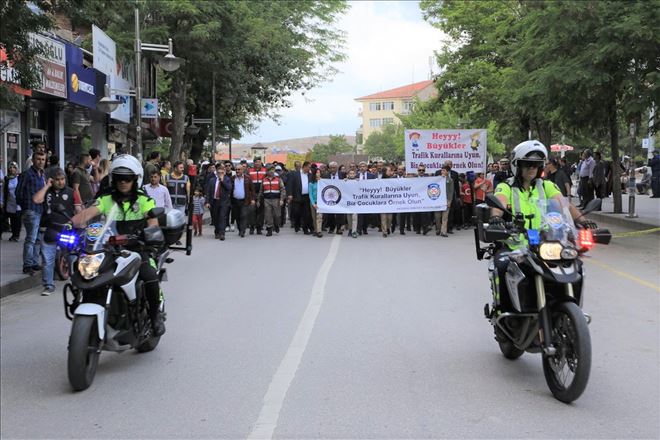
xmin=535 ymin=198 xmax=576 ymax=246
xmin=83 ymin=204 xmax=120 ymax=253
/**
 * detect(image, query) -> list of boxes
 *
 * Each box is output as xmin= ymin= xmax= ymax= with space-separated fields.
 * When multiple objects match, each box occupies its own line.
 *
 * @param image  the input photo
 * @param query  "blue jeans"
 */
xmin=22 ymin=209 xmax=41 ymax=269
xmin=41 ymin=240 xmax=57 ymax=289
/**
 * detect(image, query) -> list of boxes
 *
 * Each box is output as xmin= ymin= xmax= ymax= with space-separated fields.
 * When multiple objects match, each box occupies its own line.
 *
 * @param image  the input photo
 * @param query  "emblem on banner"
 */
xmin=427 ymin=183 xmax=441 ymax=200
xmin=321 ymin=185 xmax=342 ymax=206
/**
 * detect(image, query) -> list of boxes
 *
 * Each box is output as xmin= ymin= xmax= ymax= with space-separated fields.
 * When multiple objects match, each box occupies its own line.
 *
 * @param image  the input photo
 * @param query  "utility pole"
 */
xmin=134 ymin=3 xmax=142 ymax=157
xmin=212 ymin=72 xmax=216 ymax=157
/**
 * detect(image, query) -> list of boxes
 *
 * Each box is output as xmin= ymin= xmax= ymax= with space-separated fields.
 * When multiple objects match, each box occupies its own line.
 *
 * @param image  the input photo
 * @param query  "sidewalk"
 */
xmin=583 ymin=193 xmax=660 ymax=230
xmin=0 ymin=239 xmax=41 ymax=298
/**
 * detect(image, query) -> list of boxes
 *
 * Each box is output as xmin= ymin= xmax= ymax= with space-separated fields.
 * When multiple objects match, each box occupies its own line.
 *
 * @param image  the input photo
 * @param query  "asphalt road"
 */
xmin=1 ymin=220 xmax=658 ymax=439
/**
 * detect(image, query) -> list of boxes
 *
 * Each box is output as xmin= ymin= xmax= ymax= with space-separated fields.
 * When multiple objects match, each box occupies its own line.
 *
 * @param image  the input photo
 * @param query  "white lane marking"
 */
xmin=248 ymin=235 xmax=341 ymax=439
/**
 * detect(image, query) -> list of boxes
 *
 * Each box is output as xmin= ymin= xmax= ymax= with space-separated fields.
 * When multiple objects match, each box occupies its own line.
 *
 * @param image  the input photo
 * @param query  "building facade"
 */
xmin=354 ymin=80 xmax=436 ymax=144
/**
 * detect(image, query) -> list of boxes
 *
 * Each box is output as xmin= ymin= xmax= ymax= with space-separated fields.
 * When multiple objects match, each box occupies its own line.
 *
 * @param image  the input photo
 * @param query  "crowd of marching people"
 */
xmin=3 ymin=141 xmax=659 ymax=296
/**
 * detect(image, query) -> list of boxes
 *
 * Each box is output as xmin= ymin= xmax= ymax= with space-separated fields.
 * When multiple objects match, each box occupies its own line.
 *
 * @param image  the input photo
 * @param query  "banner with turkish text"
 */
xmin=404 ymin=129 xmax=487 ymax=175
xmin=317 ymin=176 xmax=447 ymax=214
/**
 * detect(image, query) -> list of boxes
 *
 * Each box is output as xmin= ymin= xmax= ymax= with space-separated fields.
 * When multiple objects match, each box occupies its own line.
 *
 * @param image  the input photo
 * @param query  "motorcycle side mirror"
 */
xmin=147 ymin=207 xmax=165 ymax=219
xmin=593 ymin=228 xmax=612 ymax=245
xmin=581 ymin=198 xmax=602 ymax=215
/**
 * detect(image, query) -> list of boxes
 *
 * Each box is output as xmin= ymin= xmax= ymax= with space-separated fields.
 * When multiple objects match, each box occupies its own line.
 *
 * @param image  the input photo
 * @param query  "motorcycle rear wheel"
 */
xmin=542 ymin=302 xmax=591 ymax=403
xmin=67 ymin=315 xmax=101 ymax=391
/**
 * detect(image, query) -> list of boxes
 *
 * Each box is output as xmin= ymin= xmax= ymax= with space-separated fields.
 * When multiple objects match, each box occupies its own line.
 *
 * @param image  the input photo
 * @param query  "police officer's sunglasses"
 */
xmin=519 ymin=161 xmax=543 ymax=169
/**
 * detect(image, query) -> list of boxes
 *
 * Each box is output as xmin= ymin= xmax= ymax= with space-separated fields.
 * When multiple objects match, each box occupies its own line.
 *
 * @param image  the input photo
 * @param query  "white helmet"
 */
xmin=109 ymin=154 xmax=144 ymax=187
xmin=511 ymin=140 xmax=548 ymax=175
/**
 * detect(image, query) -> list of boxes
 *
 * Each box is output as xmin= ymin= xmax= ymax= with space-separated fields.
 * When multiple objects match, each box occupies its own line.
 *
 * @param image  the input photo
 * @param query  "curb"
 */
xmin=586 ymin=211 xmax=660 ymax=231
xmin=0 ymin=275 xmax=41 ymax=299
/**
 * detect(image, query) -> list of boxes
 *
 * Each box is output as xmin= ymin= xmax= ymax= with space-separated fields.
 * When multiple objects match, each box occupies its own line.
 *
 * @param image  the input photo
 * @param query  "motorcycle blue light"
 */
xmin=527 ymin=229 xmax=540 ymax=245
xmin=58 ymin=233 xmax=78 ymax=248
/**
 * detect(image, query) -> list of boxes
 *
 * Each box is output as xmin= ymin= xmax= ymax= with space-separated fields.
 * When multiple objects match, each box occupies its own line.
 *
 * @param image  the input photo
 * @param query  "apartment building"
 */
xmin=355 ymin=79 xmax=436 ymax=142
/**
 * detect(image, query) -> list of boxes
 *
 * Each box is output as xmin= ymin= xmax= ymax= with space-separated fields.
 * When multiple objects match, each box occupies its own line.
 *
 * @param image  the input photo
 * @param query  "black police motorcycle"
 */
xmin=474 ymin=195 xmax=611 ymax=403
xmin=59 ymin=206 xmax=185 ymax=391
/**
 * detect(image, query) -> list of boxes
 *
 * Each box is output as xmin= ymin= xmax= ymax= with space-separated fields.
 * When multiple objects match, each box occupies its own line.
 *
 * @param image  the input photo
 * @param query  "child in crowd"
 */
xmin=192 ymin=186 xmax=205 ymax=236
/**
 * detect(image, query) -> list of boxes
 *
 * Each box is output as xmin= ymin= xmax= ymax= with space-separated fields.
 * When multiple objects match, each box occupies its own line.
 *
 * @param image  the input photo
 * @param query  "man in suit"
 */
xmin=443 ymin=160 xmax=461 ymax=233
xmin=322 ymin=161 xmax=346 ymax=234
xmin=205 ymin=165 xmax=232 ymax=240
xmin=356 ymin=161 xmax=376 ymax=235
xmin=393 ymin=164 xmax=410 ymax=234
xmin=413 ymin=165 xmax=432 ymax=234
xmin=231 ymin=164 xmax=256 ymax=238
xmin=286 ymin=161 xmax=313 ymax=234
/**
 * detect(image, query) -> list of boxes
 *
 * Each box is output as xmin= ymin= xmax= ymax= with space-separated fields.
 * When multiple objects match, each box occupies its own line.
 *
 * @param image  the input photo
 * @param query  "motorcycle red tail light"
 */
xmin=578 ymin=229 xmax=594 ymax=250
xmin=109 ymin=235 xmax=129 ymax=246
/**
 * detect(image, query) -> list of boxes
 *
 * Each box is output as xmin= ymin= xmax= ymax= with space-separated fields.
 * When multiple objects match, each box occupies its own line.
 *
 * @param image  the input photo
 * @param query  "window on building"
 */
xmin=382 ymin=117 xmax=395 ymax=125
xmin=403 ymin=101 xmax=414 ymax=112
xmin=369 ymin=102 xmax=381 ymax=111
xmin=382 ymin=101 xmax=394 ymax=110
xmin=369 ymin=118 xmax=382 ymax=128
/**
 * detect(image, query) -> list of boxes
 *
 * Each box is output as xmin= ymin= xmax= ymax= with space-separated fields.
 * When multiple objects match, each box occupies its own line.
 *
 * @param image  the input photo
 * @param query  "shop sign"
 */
xmin=65 ymin=43 xmax=100 ymax=109
xmin=0 ymin=49 xmax=32 ymax=96
xmin=109 ymin=75 xmax=131 ymax=123
xmin=92 ymin=25 xmax=116 ymax=77
xmin=28 ymin=33 xmax=66 ymax=98
xmin=141 ymin=98 xmax=158 ymax=119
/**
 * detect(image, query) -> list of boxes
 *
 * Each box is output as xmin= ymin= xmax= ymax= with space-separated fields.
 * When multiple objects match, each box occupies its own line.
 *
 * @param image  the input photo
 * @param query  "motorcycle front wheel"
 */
xmin=67 ymin=315 xmax=101 ymax=391
xmin=542 ymin=301 xmax=591 ymax=403
xmin=55 ymin=249 xmax=70 ymax=280
xmin=495 ymin=327 xmax=524 ymax=360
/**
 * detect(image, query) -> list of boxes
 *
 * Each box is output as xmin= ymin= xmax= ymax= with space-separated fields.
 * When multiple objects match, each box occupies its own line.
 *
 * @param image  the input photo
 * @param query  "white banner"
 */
xmin=92 ymin=25 xmax=116 ymax=77
xmin=109 ymin=75 xmax=131 ymax=123
xmin=318 ymin=177 xmax=447 ymax=214
xmin=405 ymin=129 xmax=487 ymax=175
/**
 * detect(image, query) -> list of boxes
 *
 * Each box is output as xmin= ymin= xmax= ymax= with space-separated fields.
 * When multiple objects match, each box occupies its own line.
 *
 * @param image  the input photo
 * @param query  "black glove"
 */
xmin=488 ymin=216 xmax=505 ymax=227
xmin=580 ymin=220 xmax=598 ymax=230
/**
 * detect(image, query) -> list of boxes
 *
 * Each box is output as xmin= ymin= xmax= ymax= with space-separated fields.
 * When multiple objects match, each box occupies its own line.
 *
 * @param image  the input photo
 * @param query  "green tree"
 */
xmin=363 ymin=124 xmax=404 ymax=161
xmin=0 ymin=0 xmax=80 ymax=108
xmin=506 ymin=0 xmax=659 ymax=212
xmin=421 ymin=0 xmax=659 ymax=212
xmin=311 ymin=134 xmax=353 ymax=162
xmin=70 ymin=0 xmax=348 ymax=161
xmin=420 ymin=0 xmax=547 ymax=145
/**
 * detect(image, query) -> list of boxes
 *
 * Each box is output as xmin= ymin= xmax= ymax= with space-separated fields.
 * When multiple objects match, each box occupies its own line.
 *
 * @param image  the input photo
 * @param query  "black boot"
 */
xmin=266 ymin=227 xmax=273 ymax=236
xmin=151 ymin=311 xmax=166 ymax=336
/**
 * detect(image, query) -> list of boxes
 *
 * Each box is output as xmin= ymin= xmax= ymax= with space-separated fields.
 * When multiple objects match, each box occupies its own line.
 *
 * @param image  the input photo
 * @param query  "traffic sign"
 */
xmin=141 ymin=98 xmax=158 ymax=119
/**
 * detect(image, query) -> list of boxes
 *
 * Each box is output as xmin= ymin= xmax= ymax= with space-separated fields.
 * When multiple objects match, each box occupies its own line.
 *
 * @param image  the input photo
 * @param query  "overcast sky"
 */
xmin=240 ymin=1 xmax=445 ymax=144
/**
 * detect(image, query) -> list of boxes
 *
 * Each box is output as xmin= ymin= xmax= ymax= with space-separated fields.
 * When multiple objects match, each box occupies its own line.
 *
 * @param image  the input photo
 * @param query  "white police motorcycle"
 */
xmin=474 ymin=195 xmax=611 ymax=402
xmin=59 ymin=206 xmax=184 ymax=391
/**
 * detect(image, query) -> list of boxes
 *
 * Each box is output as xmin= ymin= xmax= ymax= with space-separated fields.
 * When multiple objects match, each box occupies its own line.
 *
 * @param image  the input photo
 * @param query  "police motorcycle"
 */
xmin=474 ymin=195 xmax=611 ymax=403
xmin=58 ymin=204 xmax=185 ymax=391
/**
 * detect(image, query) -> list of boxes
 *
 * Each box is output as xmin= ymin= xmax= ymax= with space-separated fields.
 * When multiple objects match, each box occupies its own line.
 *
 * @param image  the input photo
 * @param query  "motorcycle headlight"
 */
xmin=78 ymin=254 xmax=105 ymax=280
xmin=539 ymin=242 xmax=563 ymax=260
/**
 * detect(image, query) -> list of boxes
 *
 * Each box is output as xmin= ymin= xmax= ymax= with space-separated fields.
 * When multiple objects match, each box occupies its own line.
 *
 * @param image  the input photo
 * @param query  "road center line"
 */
xmin=588 ymin=257 xmax=660 ymax=292
xmin=247 ymin=235 xmax=341 ymax=440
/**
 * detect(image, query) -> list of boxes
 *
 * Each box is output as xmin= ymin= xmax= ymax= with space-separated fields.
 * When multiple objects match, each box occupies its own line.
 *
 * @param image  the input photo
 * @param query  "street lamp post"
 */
xmin=98 ymin=4 xmax=183 ymax=157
